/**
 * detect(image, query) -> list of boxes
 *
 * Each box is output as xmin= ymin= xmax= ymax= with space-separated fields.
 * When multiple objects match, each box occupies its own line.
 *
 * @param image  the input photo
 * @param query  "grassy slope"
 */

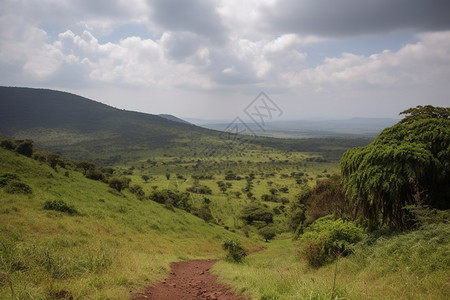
xmin=213 ymin=226 xmax=450 ymax=299
xmin=0 ymin=148 xmax=257 ymax=299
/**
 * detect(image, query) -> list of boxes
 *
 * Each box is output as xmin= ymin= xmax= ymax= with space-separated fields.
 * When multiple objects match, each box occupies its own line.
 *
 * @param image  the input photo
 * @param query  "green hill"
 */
xmin=0 ymin=146 xmax=255 ymax=299
xmin=0 ymin=87 xmax=217 ymax=163
xmin=0 ymin=87 xmax=370 ymax=165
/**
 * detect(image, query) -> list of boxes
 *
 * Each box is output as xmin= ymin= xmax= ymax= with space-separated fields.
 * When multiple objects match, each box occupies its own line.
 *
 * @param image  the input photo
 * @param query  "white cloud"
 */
xmin=284 ymin=31 xmax=450 ymax=90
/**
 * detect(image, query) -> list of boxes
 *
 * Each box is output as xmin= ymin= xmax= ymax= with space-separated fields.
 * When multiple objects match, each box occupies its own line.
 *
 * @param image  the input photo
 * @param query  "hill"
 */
xmin=0 ymin=87 xmax=216 ymax=163
xmin=159 ymin=114 xmax=191 ymax=125
xmin=0 ymin=146 xmax=254 ymax=299
xmin=0 ymin=87 xmax=371 ymax=165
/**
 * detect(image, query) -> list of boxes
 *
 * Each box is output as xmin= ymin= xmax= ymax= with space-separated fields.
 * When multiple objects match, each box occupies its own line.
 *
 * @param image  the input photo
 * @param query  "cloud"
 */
xmin=148 ymin=0 xmax=227 ymax=44
xmin=285 ymin=31 xmax=450 ymax=90
xmin=262 ymin=0 xmax=450 ymax=37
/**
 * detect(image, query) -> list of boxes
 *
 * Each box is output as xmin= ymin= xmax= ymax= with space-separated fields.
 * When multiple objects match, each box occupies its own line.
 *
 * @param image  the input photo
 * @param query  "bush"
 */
xmin=186 ymin=185 xmax=212 ymax=194
xmin=149 ymin=190 xmax=191 ymax=211
xmin=15 ymin=139 xmax=34 ymax=157
xmin=299 ymin=215 xmax=363 ymax=267
xmin=4 ymin=181 xmax=33 ymax=194
xmin=192 ymin=205 xmax=214 ymax=222
xmin=0 ymin=173 xmax=20 ymax=187
xmin=222 ymin=238 xmax=247 ymax=263
xmin=0 ymin=139 xmax=15 ymax=150
xmin=129 ymin=183 xmax=145 ymax=200
xmin=85 ymin=169 xmax=105 ymax=181
xmin=43 ymin=200 xmax=79 ymax=215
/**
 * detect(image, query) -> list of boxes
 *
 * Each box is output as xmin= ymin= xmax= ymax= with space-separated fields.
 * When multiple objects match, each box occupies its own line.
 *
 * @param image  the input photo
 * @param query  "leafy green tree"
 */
xmin=341 ymin=105 xmax=450 ymax=228
xmin=141 ymin=175 xmax=150 ymax=182
xmin=108 ymin=176 xmax=131 ymax=192
xmin=240 ymin=202 xmax=274 ymax=225
xmin=78 ymin=161 xmax=97 ymax=175
xmin=258 ymin=225 xmax=276 ymax=242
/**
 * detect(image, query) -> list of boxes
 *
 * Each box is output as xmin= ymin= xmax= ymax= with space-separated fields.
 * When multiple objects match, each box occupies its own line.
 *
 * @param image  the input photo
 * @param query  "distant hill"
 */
xmin=0 ymin=87 xmax=217 ymax=163
xmin=197 ymin=118 xmax=399 ymax=138
xmin=159 ymin=114 xmax=191 ymax=125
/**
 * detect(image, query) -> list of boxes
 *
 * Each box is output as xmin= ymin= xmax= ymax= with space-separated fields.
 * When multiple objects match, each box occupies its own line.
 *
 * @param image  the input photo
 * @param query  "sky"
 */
xmin=1 ymin=0 xmax=449 ymax=121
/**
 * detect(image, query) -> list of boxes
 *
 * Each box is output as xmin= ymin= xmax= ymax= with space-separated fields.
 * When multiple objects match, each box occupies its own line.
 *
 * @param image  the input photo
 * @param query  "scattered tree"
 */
xmin=108 ymin=176 xmax=131 ymax=192
xmin=258 ymin=225 xmax=276 ymax=242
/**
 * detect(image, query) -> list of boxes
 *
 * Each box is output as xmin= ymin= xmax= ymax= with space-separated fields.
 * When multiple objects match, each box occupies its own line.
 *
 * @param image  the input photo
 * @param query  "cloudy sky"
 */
xmin=1 ymin=0 xmax=449 ymax=121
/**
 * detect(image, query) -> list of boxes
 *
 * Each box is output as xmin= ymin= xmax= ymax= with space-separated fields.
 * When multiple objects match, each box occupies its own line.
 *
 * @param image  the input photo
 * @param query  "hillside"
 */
xmin=0 ymin=146 xmax=255 ymax=299
xmin=0 ymin=87 xmax=371 ymax=164
xmin=0 ymin=87 xmax=216 ymax=163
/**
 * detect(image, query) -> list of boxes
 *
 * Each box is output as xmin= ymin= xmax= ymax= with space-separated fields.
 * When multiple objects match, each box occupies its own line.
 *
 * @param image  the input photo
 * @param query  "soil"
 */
xmin=133 ymin=260 xmax=249 ymax=300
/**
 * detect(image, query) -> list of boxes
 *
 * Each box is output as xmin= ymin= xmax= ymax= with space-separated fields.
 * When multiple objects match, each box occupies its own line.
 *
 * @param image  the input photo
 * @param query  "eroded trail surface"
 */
xmin=133 ymin=260 xmax=248 ymax=300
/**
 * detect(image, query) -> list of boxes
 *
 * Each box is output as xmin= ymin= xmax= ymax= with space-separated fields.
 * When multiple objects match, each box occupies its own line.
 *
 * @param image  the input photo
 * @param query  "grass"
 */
xmin=213 ymin=225 xmax=450 ymax=299
xmin=0 ymin=148 xmax=259 ymax=299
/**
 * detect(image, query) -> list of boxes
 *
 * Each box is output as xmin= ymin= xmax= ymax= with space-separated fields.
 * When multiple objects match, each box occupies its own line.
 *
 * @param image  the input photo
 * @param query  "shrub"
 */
xmin=192 ymin=205 xmax=214 ymax=222
xmin=149 ymin=190 xmax=191 ymax=211
xmin=0 ymin=139 xmax=15 ymax=150
xmin=222 ymin=238 xmax=247 ymax=263
xmin=186 ymin=185 xmax=212 ymax=194
xmin=85 ymin=169 xmax=105 ymax=181
xmin=0 ymin=173 xmax=20 ymax=187
xmin=4 ymin=181 xmax=33 ymax=194
xmin=43 ymin=200 xmax=79 ymax=215
xmin=15 ymin=139 xmax=34 ymax=157
xmin=299 ymin=215 xmax=363 ymax=267
xmin=129 ymin=183 xmax=145 ymax=200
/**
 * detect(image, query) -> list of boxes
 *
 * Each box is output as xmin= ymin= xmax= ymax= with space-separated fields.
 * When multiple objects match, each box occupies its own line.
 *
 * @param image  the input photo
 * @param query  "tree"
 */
xmin=108 ymin=176 xmax=131 ymax=192
xmin=15 ymin=139 xmax=33 ymax=157
xmin=341 ymin=105 xmax=450 ymax=228
xmin=240 ymin=202 xmax=274 ymax=225
xmin=141 ymin=175 xmax=150 ymax=182
xmin=258 ymin=225 xmax=276 ymax=242
xmin=78 ymin=161 xmax=96 ymax=175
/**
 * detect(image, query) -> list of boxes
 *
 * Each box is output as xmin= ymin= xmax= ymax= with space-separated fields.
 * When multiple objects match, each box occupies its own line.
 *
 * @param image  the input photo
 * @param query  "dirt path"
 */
xmin=133 ymin=260 xmax=248 ymax=300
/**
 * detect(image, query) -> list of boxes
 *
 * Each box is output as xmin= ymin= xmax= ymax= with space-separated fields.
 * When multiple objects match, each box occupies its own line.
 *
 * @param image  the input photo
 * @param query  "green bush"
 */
xmin=222 ymin=238 xmax=247 ymax=263
xmin=43 ymin=200 xmax=79 ymax=215
xmin=186 ymin=185 xmax=212 ymax=194
xmin=299 ymin=215 xmax=363 ymax=267
xmin=192 ymin=205 xmax=214 ymax=222
xmin=0 ymin=173 xmax=20 ymax=187
xmin=129 ymin=183 xmax=145 ymax=200
xmin=4 ymin=181 xmax=33 ymax=194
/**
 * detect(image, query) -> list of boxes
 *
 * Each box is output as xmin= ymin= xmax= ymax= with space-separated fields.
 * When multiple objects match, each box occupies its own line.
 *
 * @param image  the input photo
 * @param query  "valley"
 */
xmin=0 ymin=87 xmax=449 ymax=299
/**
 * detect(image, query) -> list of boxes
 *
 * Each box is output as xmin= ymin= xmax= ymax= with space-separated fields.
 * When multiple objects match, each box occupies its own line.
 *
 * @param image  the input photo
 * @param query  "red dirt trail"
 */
xmin=132 ymin=260 xmax=248 ymax=300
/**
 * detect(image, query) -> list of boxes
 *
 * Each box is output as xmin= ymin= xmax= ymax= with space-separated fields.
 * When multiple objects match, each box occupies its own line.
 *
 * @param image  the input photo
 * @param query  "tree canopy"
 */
xmin=340 ymin=105 xmax=450 ymax=228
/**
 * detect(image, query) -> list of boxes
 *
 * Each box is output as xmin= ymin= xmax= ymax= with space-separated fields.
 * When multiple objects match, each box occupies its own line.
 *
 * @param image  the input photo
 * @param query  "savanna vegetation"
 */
xmin=1 ymin=87 xmax=449 ymax=300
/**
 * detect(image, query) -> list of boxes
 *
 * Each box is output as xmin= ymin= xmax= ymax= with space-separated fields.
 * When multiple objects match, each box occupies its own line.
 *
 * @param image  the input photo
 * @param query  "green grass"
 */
xmin=213 ymin=225 xmax=450 ymax=299
xmin=0 ymin=148 xmax=258 ymax=299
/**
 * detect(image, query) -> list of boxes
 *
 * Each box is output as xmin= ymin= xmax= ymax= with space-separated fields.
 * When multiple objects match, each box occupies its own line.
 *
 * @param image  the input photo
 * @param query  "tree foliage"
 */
xmin=258 ymin=225 xmax=276 ymax=242
xmin=222 ymin=238 xmax=247 ymax=263
xmin=341 ymin=105 xmax=450 ymax=228
xmin=299 ymin=215 xmax=363 ymax=267
xmin=108 ymin=176 xmax=131 ymax=192
xmin=240 ymin=202 xmax=274 ymax=225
